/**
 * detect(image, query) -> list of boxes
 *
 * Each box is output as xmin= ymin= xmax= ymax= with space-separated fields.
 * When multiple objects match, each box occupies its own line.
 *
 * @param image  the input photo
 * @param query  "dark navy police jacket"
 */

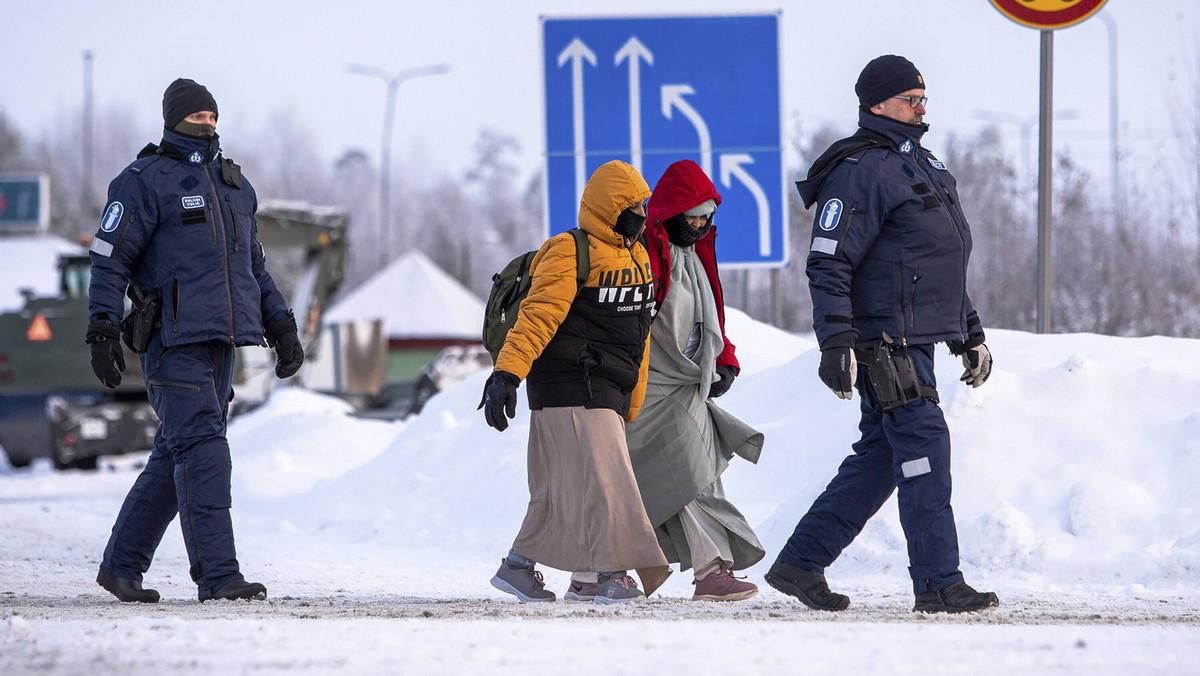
xmin=796 ymin=110 xmax=979 ymax=348
xmin=88 ymin=129 xmax=289 ymax=348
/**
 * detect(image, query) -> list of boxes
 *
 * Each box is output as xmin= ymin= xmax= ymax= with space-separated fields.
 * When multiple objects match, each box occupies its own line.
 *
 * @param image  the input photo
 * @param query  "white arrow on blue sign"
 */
xmin=542 ymin=13 xmax=787 ymax=267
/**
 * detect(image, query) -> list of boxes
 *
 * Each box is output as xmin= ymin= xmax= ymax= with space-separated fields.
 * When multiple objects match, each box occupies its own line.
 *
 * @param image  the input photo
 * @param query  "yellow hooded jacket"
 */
xmin=495 ymin=161 xmax=654 ymax=421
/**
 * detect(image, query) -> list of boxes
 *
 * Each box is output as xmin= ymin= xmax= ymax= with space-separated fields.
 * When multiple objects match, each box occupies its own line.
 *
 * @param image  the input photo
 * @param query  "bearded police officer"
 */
xmin=764 ymin=56 xmax=999 ymax=614
xmin=87 ymin=78 xmax=303 ymax=602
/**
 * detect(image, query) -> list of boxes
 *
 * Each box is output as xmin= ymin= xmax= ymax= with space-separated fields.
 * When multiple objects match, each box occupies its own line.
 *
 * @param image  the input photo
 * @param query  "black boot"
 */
xmin=764 ymin=560 xmax=849 ymax=611
xmin=913 ymin=580 xmax=999 ymax=613
xmin=97 ymin=568 xmax=160 ymax=603
xmin=204 ymin=578 xmax=267 ymax=602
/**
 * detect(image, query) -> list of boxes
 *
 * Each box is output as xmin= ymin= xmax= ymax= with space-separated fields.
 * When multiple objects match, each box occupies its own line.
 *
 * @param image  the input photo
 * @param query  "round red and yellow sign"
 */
xmin=988 ymin=0 xmax=1109 ymax=30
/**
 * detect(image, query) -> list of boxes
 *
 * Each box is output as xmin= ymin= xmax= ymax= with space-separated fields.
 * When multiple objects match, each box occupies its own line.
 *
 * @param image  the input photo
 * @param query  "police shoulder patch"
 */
xmin=819 ymin=199 xmax=844 ymax=232
xmin=100 ymin=202 xmax=124 ymax=233
xmin=928 ymin=157 xmax=948 ymax=171
xmin=182 ymin=195 xmax=205 ymax=209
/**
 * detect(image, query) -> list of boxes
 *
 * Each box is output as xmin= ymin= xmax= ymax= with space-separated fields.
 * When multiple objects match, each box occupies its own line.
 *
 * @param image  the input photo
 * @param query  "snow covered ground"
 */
xmin=2 ymin=309 xmax=1199 ymax=674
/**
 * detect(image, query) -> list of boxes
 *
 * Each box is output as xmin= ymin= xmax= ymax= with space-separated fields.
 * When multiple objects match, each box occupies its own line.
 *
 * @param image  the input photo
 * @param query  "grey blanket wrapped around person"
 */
xmin=625 ymin=242 xmax=765 ymax=574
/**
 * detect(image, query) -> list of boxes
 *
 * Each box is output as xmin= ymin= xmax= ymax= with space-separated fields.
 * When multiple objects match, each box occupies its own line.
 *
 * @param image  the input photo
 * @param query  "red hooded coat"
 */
xmin=644 ymin=160 xmax=739 ymax=373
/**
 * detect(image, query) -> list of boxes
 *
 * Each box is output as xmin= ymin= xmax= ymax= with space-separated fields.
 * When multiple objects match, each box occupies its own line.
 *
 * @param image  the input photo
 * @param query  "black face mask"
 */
xmin=613 ymin=207 xmax=646 ymax=238
xmin=174 ymin=120 xmax=216 ymax=138
xmin=663 ymin=213 xmax=712 ymax=247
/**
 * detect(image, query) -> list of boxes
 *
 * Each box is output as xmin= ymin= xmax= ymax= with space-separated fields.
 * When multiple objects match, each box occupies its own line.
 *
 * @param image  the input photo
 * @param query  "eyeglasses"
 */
xmin=892 ymin=94 xmax=928 ymax=109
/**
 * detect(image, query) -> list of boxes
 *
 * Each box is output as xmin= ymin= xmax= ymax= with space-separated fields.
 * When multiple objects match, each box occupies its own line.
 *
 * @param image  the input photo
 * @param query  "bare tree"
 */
xmin=418 ymin=178 xmax=477 ymax=290
xmin=234 ymin=108 xmax=330 ymax=202
xmin=7 ymin=87 xmax=1200 ymax=341
xmin=0 ymin=111 xmax=31 ymax=171
xmin=330 ymin=148 xmax=379 ymax=292
xmin=1166 ymin=30 xmax=1200 ymax=255
xmin=30 ymin=103 xmax=141 ymax=241
xmin=944 ymin=127 xmax=1035 ymax=332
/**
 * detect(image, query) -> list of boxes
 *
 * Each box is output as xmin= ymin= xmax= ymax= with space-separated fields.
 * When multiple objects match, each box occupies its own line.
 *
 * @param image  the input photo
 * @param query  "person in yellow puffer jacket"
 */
xmin=481 ymin=160 xmax=671 ymax=605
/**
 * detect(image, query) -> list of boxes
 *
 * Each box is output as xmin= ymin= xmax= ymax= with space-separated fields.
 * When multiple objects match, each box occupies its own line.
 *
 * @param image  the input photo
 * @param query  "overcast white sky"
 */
xmin=1 ymin=0 xmax=1197 ymax=195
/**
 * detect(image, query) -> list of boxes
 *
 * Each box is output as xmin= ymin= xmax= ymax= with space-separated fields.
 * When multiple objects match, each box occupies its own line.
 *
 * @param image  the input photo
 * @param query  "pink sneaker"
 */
xmin=692 ymin=565 xmax=758 ymax=602
xmin=564 ymin=580 xmax=597 ymax=602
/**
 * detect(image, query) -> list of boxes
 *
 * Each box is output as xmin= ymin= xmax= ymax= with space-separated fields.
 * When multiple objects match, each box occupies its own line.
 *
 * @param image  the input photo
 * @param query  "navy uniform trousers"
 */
xmin=779 ymin=344 xmax=964 ymax=594
xmin=99 ymin=334 xmax=242 ymax=600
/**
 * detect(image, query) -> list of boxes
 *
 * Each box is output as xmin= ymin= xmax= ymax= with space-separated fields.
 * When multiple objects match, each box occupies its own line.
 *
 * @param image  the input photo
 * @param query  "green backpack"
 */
xmin=482 ymin=228 xmax=590 ymax=363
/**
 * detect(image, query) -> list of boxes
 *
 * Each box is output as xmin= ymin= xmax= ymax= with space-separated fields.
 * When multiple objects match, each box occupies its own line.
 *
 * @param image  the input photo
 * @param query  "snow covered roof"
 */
xmin=0 ymin=233 xmax=86 ymax=313
xmin=323 ymin=250 xmax=485 ymax=341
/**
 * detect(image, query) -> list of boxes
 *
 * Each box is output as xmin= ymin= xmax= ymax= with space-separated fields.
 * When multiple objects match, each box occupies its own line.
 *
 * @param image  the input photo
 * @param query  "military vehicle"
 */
xmin=0 ymin=200 xmax=349 ymax=469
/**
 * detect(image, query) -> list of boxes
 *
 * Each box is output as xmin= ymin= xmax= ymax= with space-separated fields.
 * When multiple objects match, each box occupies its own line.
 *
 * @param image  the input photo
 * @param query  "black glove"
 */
xmin=817 ymin=332 xmax=857 ymax=400
xmin=478 ymin=371 xmax=520 ymax=432
xmin=708 ymin=364 xmax=738 ymax=399
xmin=959 ymin=343 xmax=993 ymax=388
xmin=265 ymin=312 xmax=304 ymax=379
xmin=86 ymin=321 xmax=125 ymax=389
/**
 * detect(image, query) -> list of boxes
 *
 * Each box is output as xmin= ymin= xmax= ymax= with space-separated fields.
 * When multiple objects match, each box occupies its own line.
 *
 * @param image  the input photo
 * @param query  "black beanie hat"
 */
xmin=855 ymin=55 xmax=924 ymax=109
xmin=162 ymin=78 xmax=218 ymax=129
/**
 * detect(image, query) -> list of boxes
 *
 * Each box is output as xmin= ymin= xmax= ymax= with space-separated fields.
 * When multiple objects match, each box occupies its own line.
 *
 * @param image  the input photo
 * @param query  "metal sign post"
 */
xmin=1036 ymin=31 xmax=1053 ymax=334
xmin=988 ymin=0 xmax=1109 ymax=334
xmin=542 ymin=14 xmax=786 ymax=268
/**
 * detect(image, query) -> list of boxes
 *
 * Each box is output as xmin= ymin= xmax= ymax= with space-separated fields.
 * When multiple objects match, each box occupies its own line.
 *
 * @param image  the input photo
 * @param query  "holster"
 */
xmin=121 ymin=284 xmax=162 ymax=354
xmin=855 ymin=333 xmax=938 ymax=411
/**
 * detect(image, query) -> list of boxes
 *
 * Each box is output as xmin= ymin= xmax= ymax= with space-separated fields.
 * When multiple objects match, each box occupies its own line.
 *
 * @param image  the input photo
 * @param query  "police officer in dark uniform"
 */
xmin=87 ymin=78 xmax=303 ymax=602
xmin=764 ymin=56 xmax=999 ymax=613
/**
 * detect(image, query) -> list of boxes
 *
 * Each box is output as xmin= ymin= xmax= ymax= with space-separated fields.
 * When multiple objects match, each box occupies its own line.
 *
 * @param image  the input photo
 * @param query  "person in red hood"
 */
xmin=622 ymin=159 xmax=766 ymax=601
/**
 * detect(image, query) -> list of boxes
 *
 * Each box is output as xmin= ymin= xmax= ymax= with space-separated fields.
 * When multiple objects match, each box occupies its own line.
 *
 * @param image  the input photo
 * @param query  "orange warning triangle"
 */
xmin=27 ymin=313 xmax=52 ymax=341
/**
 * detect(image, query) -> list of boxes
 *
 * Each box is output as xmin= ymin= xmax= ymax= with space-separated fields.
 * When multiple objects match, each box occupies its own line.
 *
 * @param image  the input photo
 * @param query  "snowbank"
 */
xmin=229 ymin=320 xmax=1200 ymax=594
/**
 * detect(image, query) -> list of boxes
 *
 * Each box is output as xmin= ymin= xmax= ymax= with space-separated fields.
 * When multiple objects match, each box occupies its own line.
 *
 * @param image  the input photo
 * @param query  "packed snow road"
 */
xmin=3 ymin=589 xmax=1198 ymax=675
xmin=1 ymin=466 xmax=1197 ymax=676
xmin=5 ymin=586 xmax=1197 ymax=625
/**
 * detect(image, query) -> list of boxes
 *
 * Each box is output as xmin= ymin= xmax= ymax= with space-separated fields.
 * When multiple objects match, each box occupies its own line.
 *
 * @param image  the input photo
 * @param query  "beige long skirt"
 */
xmin=511 ymin=406 xmax=671 ymax=595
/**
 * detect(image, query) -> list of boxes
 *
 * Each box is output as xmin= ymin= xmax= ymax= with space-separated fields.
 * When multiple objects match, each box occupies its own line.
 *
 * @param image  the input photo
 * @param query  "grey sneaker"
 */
xmin=490 ymin=558 xmax=556 ymax=602
xmin=594 ymin=572 xmax=645 ymax=605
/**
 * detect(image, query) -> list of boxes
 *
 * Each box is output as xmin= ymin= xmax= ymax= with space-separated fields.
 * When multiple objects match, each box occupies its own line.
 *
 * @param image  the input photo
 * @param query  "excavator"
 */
xmin=0 ymin=201 xmax=349 ymax=469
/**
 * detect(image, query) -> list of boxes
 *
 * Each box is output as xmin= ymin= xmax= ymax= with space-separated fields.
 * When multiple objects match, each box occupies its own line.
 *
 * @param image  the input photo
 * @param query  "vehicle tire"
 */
xmin=3 ymin=447 xmax=31 ymax=469
xmin=73 ymin=455 xmax=99 ymax=471
xmin=53 ymin=446 xmax=99 ymax=471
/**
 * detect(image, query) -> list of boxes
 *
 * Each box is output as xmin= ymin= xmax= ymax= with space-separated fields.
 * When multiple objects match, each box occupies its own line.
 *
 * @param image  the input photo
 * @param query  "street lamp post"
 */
xmin=1097 ymin=10 xmax=1120 ymax=223
xmin=82 ymin=50 xmax=95 ymax=221
xmin=347 ymin=63 xmax=450 ymax=270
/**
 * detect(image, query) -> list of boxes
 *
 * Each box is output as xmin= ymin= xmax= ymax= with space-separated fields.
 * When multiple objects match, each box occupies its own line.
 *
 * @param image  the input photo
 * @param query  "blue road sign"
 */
xmin=542 ymin=13 xmax=786 ymax=267
xmin=0 ymin=173 xmax=50 ymax=233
